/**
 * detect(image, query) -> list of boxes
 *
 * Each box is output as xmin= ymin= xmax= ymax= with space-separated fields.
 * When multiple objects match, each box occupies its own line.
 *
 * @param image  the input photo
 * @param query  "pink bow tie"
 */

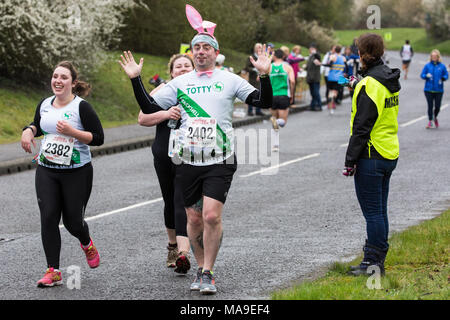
xmin=196 ymin=70 xmax=214 ymax=77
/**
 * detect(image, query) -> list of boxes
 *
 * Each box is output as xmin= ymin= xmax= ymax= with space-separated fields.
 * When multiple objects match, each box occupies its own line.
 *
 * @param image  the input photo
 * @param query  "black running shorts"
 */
xmin=176 ymin=155 xmax=237 ymax=207
xmin=328 ymin=81 xmax=340 ymax=91
xmin=271 ymin=95 xmax=291 ymax=110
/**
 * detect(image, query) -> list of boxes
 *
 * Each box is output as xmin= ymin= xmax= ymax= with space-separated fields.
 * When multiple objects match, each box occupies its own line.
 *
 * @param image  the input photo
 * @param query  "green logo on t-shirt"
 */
xmin=213 ymin=82 xmax=224 ymax=92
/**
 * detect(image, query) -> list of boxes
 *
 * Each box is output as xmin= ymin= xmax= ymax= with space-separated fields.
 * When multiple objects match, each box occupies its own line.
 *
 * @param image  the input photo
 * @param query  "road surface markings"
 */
xmin=239 ymin=153 xmax=320 ymax=178
xmin=400 ymin=104 xmax=448 ymax=128
xmin=59 ymin=197 xmax=163 ymax=228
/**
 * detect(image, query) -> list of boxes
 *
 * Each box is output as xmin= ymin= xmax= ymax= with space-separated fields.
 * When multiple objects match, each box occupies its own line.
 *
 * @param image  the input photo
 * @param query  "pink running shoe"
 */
xmin=37 ymin=268 xmax=62 ymax=288
xmin=434 ymin=119 xmax=439 ymax=128
xmin=81 ymin=239 xmax=100 ymax=268
xmin=426 ymin=121 xmax=433 ymax=129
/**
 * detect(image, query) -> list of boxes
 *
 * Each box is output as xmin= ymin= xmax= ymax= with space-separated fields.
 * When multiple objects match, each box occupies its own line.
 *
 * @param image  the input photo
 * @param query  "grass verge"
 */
xmin=0 ymin=51 xmax=170 ymax=144
xmin=272 ymin=210 xmax=449 ymax=300
xmin=334 ymin=28 xmax=450 ymax=55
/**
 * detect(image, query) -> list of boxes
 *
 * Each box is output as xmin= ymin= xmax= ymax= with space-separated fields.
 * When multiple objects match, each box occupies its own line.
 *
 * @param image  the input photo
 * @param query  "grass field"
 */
xmin=272 ymin=210 xmax=449 ymax=300
xmin=334 ymin=28 xmax=450 ymax=55
xmin=0 ymin=51 xmax=172 ymax=144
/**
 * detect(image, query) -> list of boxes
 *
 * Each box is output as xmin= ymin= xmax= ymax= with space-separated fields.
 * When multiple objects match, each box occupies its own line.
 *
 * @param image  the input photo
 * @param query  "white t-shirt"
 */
xmin=38 ymin=96 xmax=91 ymax=168
xmin=401 ymin=45 xmax=412 ymax=61
xmin=153 ymin=69 xmax=256 ymax=166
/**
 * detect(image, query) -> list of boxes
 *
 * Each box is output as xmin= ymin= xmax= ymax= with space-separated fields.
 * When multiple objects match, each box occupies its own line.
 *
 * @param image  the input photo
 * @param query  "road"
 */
xmin=0 ymin=51 xmax=449 ymax=300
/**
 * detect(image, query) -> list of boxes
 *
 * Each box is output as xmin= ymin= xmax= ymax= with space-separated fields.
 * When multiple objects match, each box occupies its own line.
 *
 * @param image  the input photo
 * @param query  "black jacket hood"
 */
xmin=360 ymin=59 xmax=401 ymax=93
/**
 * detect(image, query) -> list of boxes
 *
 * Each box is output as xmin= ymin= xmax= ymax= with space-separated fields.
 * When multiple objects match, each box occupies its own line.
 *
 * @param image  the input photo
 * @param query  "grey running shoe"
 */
xmin=190 ymin=267 xmax=203 ymax=291
xmin=200 ymin=270 xmax=217 ymax=295
xmin=175 ymin=251 xmax=191 ymax=274
xmin=166 ymin=244 xmax=178 ymax=268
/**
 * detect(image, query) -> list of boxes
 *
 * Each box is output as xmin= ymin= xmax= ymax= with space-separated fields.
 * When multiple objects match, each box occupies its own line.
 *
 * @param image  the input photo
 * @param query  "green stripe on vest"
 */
xmin=351 ymin=76 xmax=399 ymax=160
xmin=177 ymin=89 xmax=230 ymax=152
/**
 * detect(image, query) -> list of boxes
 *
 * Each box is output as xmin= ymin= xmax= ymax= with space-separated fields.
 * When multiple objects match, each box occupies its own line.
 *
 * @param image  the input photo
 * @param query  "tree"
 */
xmin=0 ymin=0 xmax=140 ymax=84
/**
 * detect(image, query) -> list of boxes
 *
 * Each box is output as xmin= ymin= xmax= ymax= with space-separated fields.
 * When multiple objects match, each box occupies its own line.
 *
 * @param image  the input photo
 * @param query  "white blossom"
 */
xmin=0 ymin=0 xmax=144 ymax=81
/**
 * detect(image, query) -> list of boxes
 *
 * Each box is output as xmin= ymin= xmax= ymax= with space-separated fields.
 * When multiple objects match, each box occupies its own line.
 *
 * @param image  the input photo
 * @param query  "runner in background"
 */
xmin=400 ymin=40 xmax=414 ymax=80
xmin=326 ymin=45 xmax=346 ymax=114
xmin=21 ymin=61 xmax=104 ymax=287
xmin=420 ymin=49 xmax=448 ymax=129
xmin=128 ymin=54 xmax=195 ymax=274
xmin=269 ymin=49 xmax=295 ymax=151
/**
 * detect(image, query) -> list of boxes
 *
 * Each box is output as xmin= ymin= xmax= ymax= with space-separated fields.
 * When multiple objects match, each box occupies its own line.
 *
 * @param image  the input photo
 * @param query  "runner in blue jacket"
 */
xmin=420 ymin=49 xmax=448 ymax=129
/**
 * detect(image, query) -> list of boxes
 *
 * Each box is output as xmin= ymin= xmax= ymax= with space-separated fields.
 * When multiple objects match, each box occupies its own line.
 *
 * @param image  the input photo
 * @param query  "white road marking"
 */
xmin=400 ymin=104 xmax=448 ymax=128
xmin=59 ymin=197 xmax=163 ymax=228
xmin=239 ymin=153 xmax=320 ymax=178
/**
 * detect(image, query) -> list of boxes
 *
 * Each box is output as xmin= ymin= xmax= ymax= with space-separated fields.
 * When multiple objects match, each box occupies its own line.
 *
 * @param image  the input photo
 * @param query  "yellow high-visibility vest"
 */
xmin=351 ymin=76 xmax=399 ymax=160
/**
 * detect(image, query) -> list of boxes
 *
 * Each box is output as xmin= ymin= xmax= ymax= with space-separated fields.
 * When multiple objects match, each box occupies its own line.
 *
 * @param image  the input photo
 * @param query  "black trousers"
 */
xmin=36 ymin=163 xmax=93 ymax=269
xmin=154 ymin=156 xmax=188 ymax=237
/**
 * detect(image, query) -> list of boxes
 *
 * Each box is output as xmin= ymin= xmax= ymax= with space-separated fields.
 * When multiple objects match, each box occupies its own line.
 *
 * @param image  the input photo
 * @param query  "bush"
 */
xmin=425 ymin=0 xmax=450 ymax=41
xmin=0 ymin=0 xmax=140 ymax=85
xmin=120 ymin=0 xmax=264 ymax=56
xmin=265 ymin=4 xmax=336 ymax=53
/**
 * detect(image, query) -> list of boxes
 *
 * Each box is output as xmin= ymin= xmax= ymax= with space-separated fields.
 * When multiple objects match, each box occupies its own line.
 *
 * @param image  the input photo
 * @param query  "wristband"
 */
xmin=22 ymin=126 xmax=35 ymax=135
xmin=259 ymin=74 xmax=269 ymax=78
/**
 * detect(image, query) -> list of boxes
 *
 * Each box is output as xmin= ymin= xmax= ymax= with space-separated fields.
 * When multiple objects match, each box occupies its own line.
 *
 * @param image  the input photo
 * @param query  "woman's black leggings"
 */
xmin=35 ymin=163 xmax=93 ymax=269
xmin=153 ymin=157 xmax=187 ymax=237
xmin=425 ymin=91 xmax=443 ymax=121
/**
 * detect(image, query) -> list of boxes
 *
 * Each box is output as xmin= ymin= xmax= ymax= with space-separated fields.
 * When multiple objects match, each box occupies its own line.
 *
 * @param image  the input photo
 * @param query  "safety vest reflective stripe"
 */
xmin=351 ymin=76 xmax=399 ymax=160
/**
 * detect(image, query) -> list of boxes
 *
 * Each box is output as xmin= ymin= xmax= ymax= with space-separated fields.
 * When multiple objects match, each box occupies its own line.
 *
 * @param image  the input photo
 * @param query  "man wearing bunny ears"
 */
xmin=120 ymin=4 xmax=273 ymax=295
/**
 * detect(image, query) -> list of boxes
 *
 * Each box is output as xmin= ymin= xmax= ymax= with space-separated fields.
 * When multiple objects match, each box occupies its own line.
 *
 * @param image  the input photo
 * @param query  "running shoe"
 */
xmin=434 ymin=118 xmax=439 ymax=128
xmin=270 ymin=116 xmax=279 ymax=131
xmin=37 ymin=268 xmax=62 ymax=288
xmin=167 ymin=244 xmax=178 ymax=268
xmin=200 ymin=270 xmax=217 ymax=295
xmin=190 ymin=267 xmax=203 ymax=291
xmin=174 ymin=251 xmax=191 ymax=274
xmin=426 ymin=121 xmax=433 ymax=129
xmin=81 ymin=239 xmax=100 ymax=268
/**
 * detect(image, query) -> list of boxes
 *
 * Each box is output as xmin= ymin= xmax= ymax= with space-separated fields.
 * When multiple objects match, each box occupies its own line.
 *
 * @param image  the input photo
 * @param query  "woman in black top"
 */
xmin=21 ymin=61 xmax=104 ymax=287
xmin=119 ymin=53 xmax=194 ymax=274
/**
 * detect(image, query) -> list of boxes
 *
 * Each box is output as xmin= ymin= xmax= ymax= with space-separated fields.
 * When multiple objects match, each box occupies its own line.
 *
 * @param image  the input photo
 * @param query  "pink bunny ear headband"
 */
xmin=186 ymin=4 xmax=219 ymax=50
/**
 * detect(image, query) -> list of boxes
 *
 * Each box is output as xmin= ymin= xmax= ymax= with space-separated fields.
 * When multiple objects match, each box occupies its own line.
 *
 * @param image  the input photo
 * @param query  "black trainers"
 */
xmin=199 ymin=270 xmax=217 ymax=295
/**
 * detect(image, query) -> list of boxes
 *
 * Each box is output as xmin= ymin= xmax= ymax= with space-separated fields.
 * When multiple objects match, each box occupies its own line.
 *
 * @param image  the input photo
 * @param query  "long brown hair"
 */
xmin=167 ymin=54 xmax=194 ymax=78
xmin=55 ymin=61 xmax=91 ymax=97
xmin=357 ymin=33 xmax=385 ymax=69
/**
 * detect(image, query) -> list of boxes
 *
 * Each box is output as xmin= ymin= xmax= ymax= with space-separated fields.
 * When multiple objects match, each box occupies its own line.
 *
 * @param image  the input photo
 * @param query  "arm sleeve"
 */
xmin=30 ymin=99 xmax=45 ymax=137
xmin=443 ymin=65 xmax=449 ymax=80
xmin=345 ymin=86 xmax=379 ymax=167
xmin=287 ymin=56 xmax=304 ymax=64
xmin=420 ymin=65 xmax=428 ymax=80
xmin=79 ymin=101 xmax=104 ymax=146
xmin=130 ymin=76 xmax=165 ymax=114
xmin=244 ymin=77 xmax=273 ymax=109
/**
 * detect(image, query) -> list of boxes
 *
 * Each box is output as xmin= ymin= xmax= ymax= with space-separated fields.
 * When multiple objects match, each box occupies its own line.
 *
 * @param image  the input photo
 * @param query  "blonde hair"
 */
xmin=430 ymin=49 xmax=442 ymax=62
xmin=292 ymin=45 xmax=301 ymax=53
xmin=167 ymin=54 xmax=194 ymax=79
xmin=280 ymin=46 xmax=290 ymax=58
